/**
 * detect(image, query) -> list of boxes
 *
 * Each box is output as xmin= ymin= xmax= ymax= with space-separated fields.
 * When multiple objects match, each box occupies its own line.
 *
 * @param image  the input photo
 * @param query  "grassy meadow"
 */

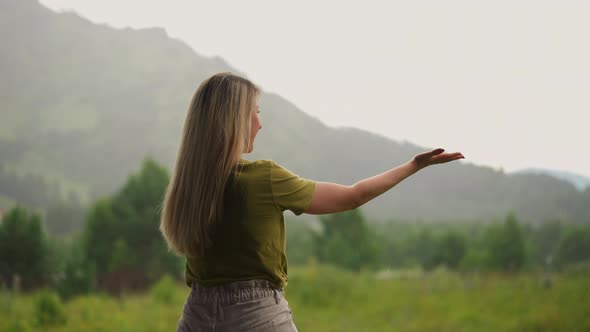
xmin=2 ymin=264 xmax=589 ymax=332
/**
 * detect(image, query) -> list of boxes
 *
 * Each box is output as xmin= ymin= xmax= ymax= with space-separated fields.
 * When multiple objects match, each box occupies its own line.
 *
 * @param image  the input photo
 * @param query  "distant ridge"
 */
xmin=511 ymin=168 xmax=590 ymax=191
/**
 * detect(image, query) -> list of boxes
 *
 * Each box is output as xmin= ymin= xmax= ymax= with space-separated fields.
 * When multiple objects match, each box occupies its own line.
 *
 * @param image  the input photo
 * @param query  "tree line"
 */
xmin=288 ymin=211 xmax=590 ymax=273
xmin=1 ymin=158 xmax=589 ymax=301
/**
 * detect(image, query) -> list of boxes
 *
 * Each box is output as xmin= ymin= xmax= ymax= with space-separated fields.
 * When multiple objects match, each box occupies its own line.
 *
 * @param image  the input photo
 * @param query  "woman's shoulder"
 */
xmin=236 ymin=159 xmax=280 ymax=182
xmin=239 ymin=158 xmax=278 ymax=168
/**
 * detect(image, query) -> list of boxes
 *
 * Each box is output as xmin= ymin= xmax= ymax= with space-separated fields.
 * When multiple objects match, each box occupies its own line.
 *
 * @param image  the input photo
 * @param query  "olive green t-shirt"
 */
xmin=184 ymin=159 xmax=316 ymax=289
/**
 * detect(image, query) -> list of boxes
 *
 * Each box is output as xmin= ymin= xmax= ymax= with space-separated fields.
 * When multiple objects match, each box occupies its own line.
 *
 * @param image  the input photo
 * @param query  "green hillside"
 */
xmin=1 ymin=0 xmax=588 ymax=224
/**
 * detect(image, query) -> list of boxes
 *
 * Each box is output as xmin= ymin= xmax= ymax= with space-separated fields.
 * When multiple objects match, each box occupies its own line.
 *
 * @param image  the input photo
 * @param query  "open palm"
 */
xmin=412 ymin=148 xmax=464 ymax=170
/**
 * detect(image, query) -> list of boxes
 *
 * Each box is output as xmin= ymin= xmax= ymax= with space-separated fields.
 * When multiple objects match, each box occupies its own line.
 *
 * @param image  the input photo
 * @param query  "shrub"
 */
xmin=150 ymin=274 xmax=177 ymax=304
xmin=34 ymin=290 xmax=66 ymax=327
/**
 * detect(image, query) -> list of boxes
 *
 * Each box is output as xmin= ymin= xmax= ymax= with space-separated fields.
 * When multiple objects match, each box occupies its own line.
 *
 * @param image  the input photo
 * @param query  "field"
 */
xmin=2 ymin=265 xmax=589 ymax=332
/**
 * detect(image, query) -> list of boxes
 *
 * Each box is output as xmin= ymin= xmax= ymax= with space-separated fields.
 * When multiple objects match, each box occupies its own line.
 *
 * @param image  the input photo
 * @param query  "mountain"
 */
xmin=1 ymin=0 xmax=589 ymax=224
xmin=511 ymin=168 xmax=590 ymax=191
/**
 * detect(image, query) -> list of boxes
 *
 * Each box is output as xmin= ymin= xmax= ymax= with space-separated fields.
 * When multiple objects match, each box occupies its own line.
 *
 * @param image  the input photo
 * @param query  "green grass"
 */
xmin=1 ymin=265 xmax=589 ymax=332
xmin=286 ymin=266 xmax=590 ymax=331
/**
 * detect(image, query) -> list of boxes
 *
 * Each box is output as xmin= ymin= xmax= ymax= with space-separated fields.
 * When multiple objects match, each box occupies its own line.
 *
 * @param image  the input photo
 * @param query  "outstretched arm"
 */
xmin=305 ymin=148 xmax=464 ymax=215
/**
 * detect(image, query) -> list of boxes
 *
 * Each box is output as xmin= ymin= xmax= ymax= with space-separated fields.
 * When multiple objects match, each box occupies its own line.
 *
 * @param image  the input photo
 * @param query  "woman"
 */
xmin=160 ymin=72 xmax=464 ymax=331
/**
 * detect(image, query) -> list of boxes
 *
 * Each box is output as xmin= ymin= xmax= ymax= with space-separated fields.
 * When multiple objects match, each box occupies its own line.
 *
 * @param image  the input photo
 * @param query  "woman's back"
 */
xmin=185 ymin=159 xmax=315 ymax=290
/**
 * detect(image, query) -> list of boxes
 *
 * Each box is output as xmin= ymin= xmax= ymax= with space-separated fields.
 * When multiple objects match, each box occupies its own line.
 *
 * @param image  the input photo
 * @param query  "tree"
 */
xmin=555 ymin=227 xmax=590 ymax=267
xmin=409 ymin=228 xmax=467 ymax=271
xmin=0 ymin=205 xmax=47 ymax=289
xmin=313 ymin=209 xmax=381 ymax=271
xmin=530 ymin=219 xmax=563 ymax=264
xmin=485 ymin=213 xmax=527 ymax=271
xmin=82 ymin=157 xmax=182 ymax=292
xmin=285 ymin=220 xmax=315 ymax=265
xmin=414 ymin=228 xmax=439 ymax=271
xmin=53 ymin=237 xmax=97 ymax=300
xmin=436 ymin=231 xmax=467 ymax=269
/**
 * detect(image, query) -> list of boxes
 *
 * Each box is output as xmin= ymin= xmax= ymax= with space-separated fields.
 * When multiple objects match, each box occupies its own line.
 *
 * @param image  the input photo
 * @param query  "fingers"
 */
xmin=445 ymin=152 xmax=464 ymax=159
xmin=433 ymin=152 xmax=465 ymax=163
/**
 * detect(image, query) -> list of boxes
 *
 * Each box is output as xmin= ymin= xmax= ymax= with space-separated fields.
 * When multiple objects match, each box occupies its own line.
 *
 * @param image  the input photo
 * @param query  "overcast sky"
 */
xmin=40 ymin=0 xmax=590 ymax=177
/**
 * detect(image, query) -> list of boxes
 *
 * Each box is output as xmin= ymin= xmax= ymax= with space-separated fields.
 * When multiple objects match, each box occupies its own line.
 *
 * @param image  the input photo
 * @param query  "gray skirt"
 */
xmin=176 ymin=279 xmax=298 ymax=332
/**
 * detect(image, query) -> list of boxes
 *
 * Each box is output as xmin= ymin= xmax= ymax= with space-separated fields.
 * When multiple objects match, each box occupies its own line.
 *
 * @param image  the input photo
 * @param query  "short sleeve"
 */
xmin=270 ymin=161 xmax=316 ymax=216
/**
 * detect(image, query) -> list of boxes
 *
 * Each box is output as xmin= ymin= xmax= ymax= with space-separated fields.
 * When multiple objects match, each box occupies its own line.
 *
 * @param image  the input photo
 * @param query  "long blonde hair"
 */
xmin=160 ymin=72 xmax=260 ymax=257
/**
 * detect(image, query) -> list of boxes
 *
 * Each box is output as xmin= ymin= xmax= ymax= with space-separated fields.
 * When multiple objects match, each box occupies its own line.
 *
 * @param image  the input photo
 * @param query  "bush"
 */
xmin=314 ymin=209 xmax=382 ymax=271
xmin=287 ymin=264 xmax=370 ymax=307
xmin=150 ymin=274 xmax=177 ymax=304
xmin=34 ymin=290 xmax=66 ymax=327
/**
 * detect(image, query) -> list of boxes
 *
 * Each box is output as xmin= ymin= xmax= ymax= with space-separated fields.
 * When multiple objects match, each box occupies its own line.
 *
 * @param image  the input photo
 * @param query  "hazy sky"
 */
xmin=40 ymin=0 xmax=590 ymax=177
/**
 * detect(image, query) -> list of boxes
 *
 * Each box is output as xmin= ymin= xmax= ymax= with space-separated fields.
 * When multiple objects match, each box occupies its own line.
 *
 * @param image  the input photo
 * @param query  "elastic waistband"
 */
xmin=188 ymin=279 xmax=283 ymax=305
